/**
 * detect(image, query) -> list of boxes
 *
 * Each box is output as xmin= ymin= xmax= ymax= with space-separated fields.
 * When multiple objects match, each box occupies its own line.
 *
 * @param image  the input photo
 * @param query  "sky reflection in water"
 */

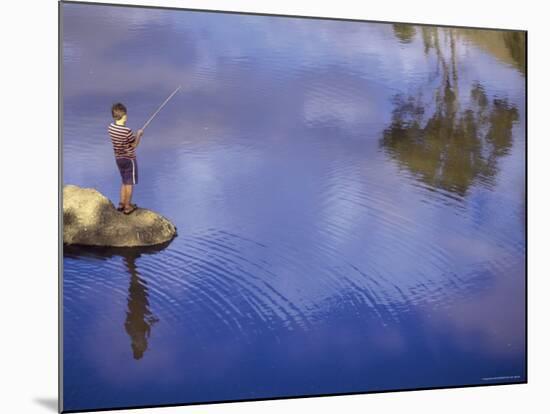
xmin=62 ymin=3 xmax=525 ymax=411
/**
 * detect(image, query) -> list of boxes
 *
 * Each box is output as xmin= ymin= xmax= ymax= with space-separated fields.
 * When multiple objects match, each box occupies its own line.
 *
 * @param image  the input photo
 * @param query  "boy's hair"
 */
xmin=111 ymin=102 xmax=127 ymax=120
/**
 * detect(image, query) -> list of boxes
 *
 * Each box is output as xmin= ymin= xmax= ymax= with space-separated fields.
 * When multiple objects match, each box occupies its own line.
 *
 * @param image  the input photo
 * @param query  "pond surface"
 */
xmin=62 ymin=3 xmax=526 ymax=411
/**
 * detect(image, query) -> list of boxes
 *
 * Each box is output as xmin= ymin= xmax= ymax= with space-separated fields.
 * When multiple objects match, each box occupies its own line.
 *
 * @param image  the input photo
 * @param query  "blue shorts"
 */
xmin=116 ymin=158 xmax=138 ymax=185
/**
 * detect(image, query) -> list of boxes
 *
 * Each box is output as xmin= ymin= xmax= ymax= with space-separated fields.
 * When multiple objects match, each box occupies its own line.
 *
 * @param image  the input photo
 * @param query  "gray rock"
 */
xmin=63 ymin=184 xmax=177 ymax=247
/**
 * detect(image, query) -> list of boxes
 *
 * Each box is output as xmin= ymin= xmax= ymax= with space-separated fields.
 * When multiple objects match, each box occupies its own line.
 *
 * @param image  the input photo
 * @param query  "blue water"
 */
xmin=62 ymin=3 xmax=526 ymax=412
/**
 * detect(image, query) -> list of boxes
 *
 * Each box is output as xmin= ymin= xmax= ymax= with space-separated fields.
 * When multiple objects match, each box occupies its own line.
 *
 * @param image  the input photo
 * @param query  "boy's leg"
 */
xmin=121 ymin=185 xmax=133 ymax=208
xmin=125 ymin=184 xmax=134 ymax=207
xmin=119 ymin=184 xmax=126 ymax=207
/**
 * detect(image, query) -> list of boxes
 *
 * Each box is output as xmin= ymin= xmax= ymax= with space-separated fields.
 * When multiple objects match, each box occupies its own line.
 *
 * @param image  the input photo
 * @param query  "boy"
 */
xmin=108 ymin=103 xmax=144 ymax=215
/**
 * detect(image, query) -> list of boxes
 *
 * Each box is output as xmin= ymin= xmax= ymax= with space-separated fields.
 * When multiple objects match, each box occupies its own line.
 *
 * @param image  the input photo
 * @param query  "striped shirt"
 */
xmin=108 ymin=123 xmax=136 ymax=159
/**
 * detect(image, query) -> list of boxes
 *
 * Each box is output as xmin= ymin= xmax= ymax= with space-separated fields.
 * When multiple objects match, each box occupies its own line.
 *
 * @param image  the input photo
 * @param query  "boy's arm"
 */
xmin=132 ymin=129 xmax=144 ymax=148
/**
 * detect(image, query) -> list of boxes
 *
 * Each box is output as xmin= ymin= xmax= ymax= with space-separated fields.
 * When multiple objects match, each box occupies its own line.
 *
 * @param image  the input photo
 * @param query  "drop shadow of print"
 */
xmin=33 ymin=397 xmax=58 ymax=412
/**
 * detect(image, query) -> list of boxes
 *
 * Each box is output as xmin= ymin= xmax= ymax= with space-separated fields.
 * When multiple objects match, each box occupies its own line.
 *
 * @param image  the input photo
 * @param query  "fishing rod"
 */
xmin=141 ymin=85 xmax=182 ymax=131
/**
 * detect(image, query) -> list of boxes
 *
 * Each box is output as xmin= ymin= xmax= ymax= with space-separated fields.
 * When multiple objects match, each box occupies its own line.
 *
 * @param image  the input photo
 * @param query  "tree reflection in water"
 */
xmin=382 ymin=26 xmax=521 ymax=197
xmin=392 ymin=24 xmax=417 ymax=44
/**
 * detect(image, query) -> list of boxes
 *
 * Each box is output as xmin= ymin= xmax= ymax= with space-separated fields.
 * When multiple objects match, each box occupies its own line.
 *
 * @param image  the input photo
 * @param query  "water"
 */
xmin=62 ymin=3 xmax=526 ymax=411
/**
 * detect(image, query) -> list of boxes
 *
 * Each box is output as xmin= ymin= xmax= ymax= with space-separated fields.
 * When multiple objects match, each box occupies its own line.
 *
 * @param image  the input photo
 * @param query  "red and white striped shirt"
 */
xmin=108 ymin=123 xmax=136 ymax=159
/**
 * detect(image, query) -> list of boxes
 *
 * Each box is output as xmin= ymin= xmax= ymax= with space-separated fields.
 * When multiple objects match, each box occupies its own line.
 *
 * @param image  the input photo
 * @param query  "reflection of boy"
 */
xmin=108 ymin=103 xmax=144 ymax=215
xmin=124 ymin=255 xmax=158 ymax=360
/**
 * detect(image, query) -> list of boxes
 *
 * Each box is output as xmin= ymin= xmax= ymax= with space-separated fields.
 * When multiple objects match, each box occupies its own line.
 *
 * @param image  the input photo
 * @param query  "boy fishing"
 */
xmin=109 ymin=103 xmax=143 ymax=215
xmin=108 ymin=87 xmax=181 ymax=215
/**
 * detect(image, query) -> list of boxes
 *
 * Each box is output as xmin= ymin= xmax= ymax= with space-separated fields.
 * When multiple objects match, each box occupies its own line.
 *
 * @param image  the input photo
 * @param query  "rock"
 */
xmin=63 ymin=184 xmax=177 ymax=247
